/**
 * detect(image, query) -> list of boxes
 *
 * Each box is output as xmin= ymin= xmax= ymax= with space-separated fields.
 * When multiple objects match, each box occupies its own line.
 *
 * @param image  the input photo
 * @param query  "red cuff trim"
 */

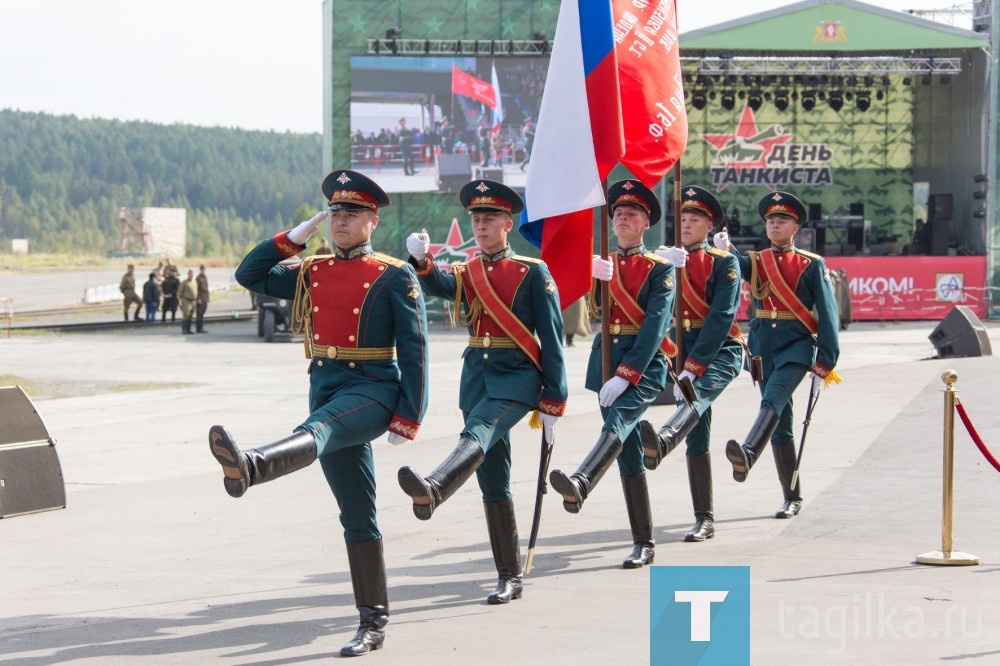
xmin=538 ymin=398 xmax=566 ymax=417
xmin=615 ymin=365 xmax=641 ymax=386
xmin=811 ymin=363 xmax=831 ymax=379
xmin=388 ymin=417 xmax=420 ymax=440
xmin=684 ymin=358 xmax=707 ymax=377
xmin=415 ymin=253 xmax=437 ymax=277
xmin=273 ymin=231 xmax=304 ymax=258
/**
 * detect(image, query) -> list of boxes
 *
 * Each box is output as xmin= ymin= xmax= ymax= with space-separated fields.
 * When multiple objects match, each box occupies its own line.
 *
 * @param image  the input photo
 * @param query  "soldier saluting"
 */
xmin=638 ymin=185 xmax=743 ymax=542
xmin=399 ymin=179 xmax=566 ymax=605
xmin=723 ymin=191 xmax=840 ymax=519
xmin=549 ymin=179 xmax=674 ymax=569
xmin=209 ymin=169 xmax=429 ymax=657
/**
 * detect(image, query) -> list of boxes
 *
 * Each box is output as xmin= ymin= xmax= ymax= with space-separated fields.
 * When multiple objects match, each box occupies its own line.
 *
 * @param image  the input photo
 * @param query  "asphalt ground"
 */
xmin=2 ymin=280 xmax=999 ymax=664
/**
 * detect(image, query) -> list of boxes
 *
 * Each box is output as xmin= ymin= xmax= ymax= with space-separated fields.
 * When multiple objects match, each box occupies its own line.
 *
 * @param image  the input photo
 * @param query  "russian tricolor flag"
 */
xmin=519 ymin=0 xmax=624 ymax=310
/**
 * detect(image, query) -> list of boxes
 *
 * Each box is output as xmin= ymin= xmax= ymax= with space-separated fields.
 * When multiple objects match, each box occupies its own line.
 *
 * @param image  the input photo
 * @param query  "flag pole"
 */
xmin=600 ymin=179 xmax=611 ymax=382
xmin=672 ymin=162 xmax=685 ymax=370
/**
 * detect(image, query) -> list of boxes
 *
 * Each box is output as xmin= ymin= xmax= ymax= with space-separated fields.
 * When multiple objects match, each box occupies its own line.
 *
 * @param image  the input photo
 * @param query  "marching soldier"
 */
xmin=399 ymin=179 xmax=566 ymax=604
xmin=179 ymin=269 xmax=196 ymax=334
xmin=723 ymin=191 xmax=840 ymax=518
xmin=119 ymin=264 xmax=143 ymax=322
xmin=638 ymin=186 xmax=743 ymax=542
xmin=209 ymin=169 xmax=429 ymax=657
xmin=195 ymin=265 xmax=210 ymax=333
xmin=549 ymin=179 xmax=674 ymax=569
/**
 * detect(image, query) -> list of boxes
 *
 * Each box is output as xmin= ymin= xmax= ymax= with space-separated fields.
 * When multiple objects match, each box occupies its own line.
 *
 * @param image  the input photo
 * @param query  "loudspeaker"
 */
xmin=807 ymin=203 xmax=822 ymax=223
xmin=849 ymin=202 xmax=864 ymax=217
xmin=928 ymin=305 xmax=993 ymax=358
xmin=436 ymin=153 xmax=472 ymax=193
xmin=928 ymin=218 xmax=950 ymax=256
xmin=847 ymin=218 xmax=869 ymax=252
xmin=0 ymin=386 xmax=66 ymax=518
xmin=796 ymin=227 xmax=816 ymax=253
xmin=929 ymin=194 xmax=953 ymax=222
xmin=475 ymin=166 xmax=504 ymax=183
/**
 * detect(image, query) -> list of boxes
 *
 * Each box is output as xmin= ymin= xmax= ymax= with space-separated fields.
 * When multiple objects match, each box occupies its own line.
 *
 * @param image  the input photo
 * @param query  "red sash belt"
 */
xmin=609 ymin=264 xmax=677 ymax=358
xmin=755 ymin=250 xmax=818 ymax=335
xmin=467 ymin=257 xmax=542 ymax=370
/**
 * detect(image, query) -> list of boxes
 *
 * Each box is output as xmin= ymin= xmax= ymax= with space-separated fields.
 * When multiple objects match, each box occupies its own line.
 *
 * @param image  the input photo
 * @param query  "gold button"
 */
xmin=611 ymin=324 xmax=621 ymax=334
xmin=620 ymin=260 xmax=626 ymax=265
xmin=683 ymin=310 xmax=689 ymax=316
xmin=483 ymin=335 xmax=492 ymax=348
xmin=483 ymin=353 xmax=489 ymax=359
xmin=613 ymin=338 xmax=619 ymax=344
xmin=353 ymin=308 xmax=360 ymax=314
xmin=317 ymin=360 xmax=324 ymax=367
xmin=488 ymin=266 xmax=493 ymax=271
xmin=771 ymin=323 xmax=777 ymax=329
xmin=312 ymin=265 xmax=318 ymax=272
xmin=770 ymin=309 xmax=778 ymax=320
xmin=313 ymin=334 xmax=320 ymax=340
xmin=313 ymin=306 xmax=319 ymax=312
xmin=379 ymin=266 xmax=385 ymax=271
xmin=349 ymin=335 xmax=356 ymax=342
xmin=327 ymin=347 xmax=338 ymax=358
xmin=362 ymin=257 xmax=369 ymax=262
xmin=363 ymin=282 xmax=370 ymax=288
xmin=521 ymin=267 xmax=526 ymax=272
xmin=312 ymin=282 xmax=319 ymax=288
xmin=328 ymin=260 xmax=334 ymax=266
xmin=349 ymin=362 xmax=356 ymax=368
xmin=683 ymin=318 xmax=691 ymax=330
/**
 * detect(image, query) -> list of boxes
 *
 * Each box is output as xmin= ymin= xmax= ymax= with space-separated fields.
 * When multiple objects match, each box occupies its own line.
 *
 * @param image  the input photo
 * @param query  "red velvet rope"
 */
xmin=955 ymin=402 xmax=1000 ymax=473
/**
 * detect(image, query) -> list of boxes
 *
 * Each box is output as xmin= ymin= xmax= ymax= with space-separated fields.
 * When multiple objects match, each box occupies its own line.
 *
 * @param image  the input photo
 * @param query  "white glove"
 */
xmin=538 ymin=413 xmax=559 ymax=442
xmin=591 ymin=256 xmax=614 ymax=282
xmin=673 ymin=369 xmax=696 ymax=402
xmin=406 ymin=231 xmax=430 ymax=261
xmin=387 ymin=432 xmax=410 ymax=445
xmin=655 ymin=245 xmax=687 ymax=267
xmin=287 ymin=209 xmax=329 ymax=245
xmin=598 ymin=376 xmax=630 ymax=407
xmin=713 ymin=231 xmax=731 ymax=251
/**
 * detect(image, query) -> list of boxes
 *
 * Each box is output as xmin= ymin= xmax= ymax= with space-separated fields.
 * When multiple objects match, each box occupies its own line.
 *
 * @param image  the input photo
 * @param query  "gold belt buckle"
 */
xmin=682 ymin=318 xmax=691 ymax=330
xmin=770 ymin=309 xmax=778 ymax=320
xmin=327 ymin=346 xmax=338 ymax=359
xmin=482 ymin=335 xmax=492 ymax=348
xmin=611 ymin=323 xmax=621 ymax=335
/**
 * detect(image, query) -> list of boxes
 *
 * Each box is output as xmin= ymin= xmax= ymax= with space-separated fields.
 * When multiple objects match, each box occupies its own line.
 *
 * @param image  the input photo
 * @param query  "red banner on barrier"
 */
xmin=737 ymin=256 xmax=988 ymax=321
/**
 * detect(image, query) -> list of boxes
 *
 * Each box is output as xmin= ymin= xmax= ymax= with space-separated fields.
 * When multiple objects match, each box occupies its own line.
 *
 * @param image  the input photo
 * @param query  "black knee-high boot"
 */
xmin=622 ymin=474 xmax=655 ymax=568
xmin=772 ymin=440 xmax=803 ymax=518
xmin=684 ymin=453 xmax=715 ymax=541
xmin=397 ymin=437 xmax=484 ymax=520
xmin=640 ymin=403 xmax=700 ymax=471
xmin=549 ymin=431 xmax=622 ymax=513
xmin=208 ymin=425 xmax=316 ymax=498
xmin=340 ymin=537 xmax=389 ymax=657
xmin=484 ymin=497 xmax=523 ymax=604
xmin=725 ymin=407 xmax=780 ymax=482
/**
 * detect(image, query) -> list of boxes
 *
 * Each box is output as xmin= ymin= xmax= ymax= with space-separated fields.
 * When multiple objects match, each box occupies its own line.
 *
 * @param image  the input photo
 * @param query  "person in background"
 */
xmin=562 ymin=295 xmax=590 ymax=347
xmin=315 ymin=238 xmax=334 ymax=255
xmin=119 ymin=264 xmax=143 ymax=322
xmin=179 ymin=269 xmax=197 ymax=334
xmin=161 ymin=266 xmax=180 ymax=322
xmin=195 ymin=264 xmax=210 ymax=333
xmin=142 ymin=271 xmax=160 ymax=323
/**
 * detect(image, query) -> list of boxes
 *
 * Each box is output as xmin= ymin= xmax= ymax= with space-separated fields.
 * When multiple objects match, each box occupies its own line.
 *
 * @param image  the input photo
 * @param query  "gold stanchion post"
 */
xmin=916 ymin=370 xmax=980 ymax=566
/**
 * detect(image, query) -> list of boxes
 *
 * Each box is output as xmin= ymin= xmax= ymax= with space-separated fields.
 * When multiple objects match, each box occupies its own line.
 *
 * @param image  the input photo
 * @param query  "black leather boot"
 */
xmin=208 ymin=425 xmax=317 ymax=498
xmin=484 ymin=497 xmax=523 ymax=604
xmin=772 ymin=440 xmax=803 ymax=518
xmin=640 ymin=403 xmax=699 ymax=471
xmin=684 ymin=453 xmax=715 ymax=542
xmin=340 ymin=537 xmax=389 ymax=657
xmin=725 ymin=407 xmax=779 ymax=483
xmin=398 ymin=437 xmax=484 ymax=520
xmin=549 ymin=431 xmax=622 ymax=513
xmin=621 ymin=474 xmax=655 ymax=568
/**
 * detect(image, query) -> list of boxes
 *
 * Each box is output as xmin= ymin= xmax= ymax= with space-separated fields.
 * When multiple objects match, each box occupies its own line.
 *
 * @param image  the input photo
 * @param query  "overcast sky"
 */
xmin=0 ymin=0 xmax=975 ymax=134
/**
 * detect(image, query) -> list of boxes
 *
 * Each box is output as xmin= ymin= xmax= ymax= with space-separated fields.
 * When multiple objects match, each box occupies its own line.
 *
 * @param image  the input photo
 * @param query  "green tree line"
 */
xmin=0 ymin=108 xmax=323 ymax=258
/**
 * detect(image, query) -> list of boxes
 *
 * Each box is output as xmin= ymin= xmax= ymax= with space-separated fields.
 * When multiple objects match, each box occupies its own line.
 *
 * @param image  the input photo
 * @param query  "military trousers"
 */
xmin=462 ymin=398 xmax=533 ymax=503
xmin=599 ymin=370 xmax=663 ymax=478
xmin=672 ymin=357 xmax=741 ymax=456
xmin=298 ymin=393 xmax=394 ymax=544
xmin=757 ymin=361 xmax=809 ymax=444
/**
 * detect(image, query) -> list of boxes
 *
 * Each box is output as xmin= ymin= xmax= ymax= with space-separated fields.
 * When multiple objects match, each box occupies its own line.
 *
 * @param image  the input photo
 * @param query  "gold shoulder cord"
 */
xmin=450 ymin=264 xmax=481 ymax=328
xmin=748 ymin=251 xmax=771 ymax=301
xmin=588 ymin=280 xmax=602 ymax=319
xmin=291 ymin=257 xmax=317 ymax=358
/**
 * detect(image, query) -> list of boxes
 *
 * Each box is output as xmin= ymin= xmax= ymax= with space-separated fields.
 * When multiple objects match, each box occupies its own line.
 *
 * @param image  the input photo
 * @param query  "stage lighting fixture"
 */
xmin=747 ymin=91 xmax=763 ymax=111
xmin=922 ymin=75 xmax=932 ymax=85
xmin=385 ymin=27 xmax=403 ymax=39
xmin=828 ymin=91 xmax=844 ymax=112
xmin=856 ymin=92 xmax=871 ymax=112
xmin=902 ymin=76 xmax=913 ymax=85
xmin=801 ymin=92 xmax=817 ymax=111
xmin=721 ymin=92 xmax=735 ymax=110
xmin=692 ymin=91 xmax=707 ymax=110
xmin=774 ymin=91 xmax=790 ymax=112
xmin=876 ymin=90 xmax=885 ymax=101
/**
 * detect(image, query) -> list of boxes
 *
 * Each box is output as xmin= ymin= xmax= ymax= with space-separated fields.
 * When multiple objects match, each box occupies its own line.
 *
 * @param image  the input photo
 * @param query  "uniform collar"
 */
xmin=771 ymin=242 xmax=795 ymax=253
xmin=481 ymin=245 xmax=514 ymax=263
xmin=618 ymin=244 xmax=646 ymax=257
xmin=685 ymin=240 xmax=710 ymax=252
xmin=334 ymin=241 xmax=373 ymax=260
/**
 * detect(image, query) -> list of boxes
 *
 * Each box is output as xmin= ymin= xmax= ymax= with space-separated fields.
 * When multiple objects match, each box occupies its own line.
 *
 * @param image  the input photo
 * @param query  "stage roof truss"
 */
xmin=686 ymin=56 xmax=963 ymax=76
xmin=366 ymin=38 xmax=550 ymax=57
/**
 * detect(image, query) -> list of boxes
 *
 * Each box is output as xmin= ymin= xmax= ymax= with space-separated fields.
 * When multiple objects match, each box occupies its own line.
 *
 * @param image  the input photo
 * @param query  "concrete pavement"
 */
xmin=1 ymin=314 xmax=999 ymax=664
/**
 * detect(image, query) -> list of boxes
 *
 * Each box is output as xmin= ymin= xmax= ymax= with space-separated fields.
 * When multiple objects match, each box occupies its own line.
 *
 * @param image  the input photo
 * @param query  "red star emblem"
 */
xmin=701 ymin=105 xmax=793 ymax=184
xmin=427 ymin=218 xmax=480 ymax=261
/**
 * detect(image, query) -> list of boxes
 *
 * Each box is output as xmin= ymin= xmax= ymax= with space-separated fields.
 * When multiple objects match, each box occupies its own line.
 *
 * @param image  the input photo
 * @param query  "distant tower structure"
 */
xmin=118 ymin=207 xmax=152 ymax=253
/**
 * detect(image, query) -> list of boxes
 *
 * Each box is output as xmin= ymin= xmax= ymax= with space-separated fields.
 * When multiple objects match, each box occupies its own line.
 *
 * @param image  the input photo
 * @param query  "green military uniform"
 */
xmin=179 ymin=275 xmax=196 ymax=334
xmin=726 ymin=191 xmax=841 ymax=519
xmin=639 ymin=185 xmax=743 ymax=542
xmin=210 ymin=169 xmax=428 ymax=657
xmin=398 ymin=179 xmax=567 ymax=605
xmin=549 ymin=179 xmax=674 ymax=569
xmin=120 ymin=268 xmax=142 ymax=321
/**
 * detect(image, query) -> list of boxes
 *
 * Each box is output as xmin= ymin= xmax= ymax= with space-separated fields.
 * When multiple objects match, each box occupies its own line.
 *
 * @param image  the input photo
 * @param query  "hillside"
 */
xmin=0 ymin=109 xmax=323 ymax=258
